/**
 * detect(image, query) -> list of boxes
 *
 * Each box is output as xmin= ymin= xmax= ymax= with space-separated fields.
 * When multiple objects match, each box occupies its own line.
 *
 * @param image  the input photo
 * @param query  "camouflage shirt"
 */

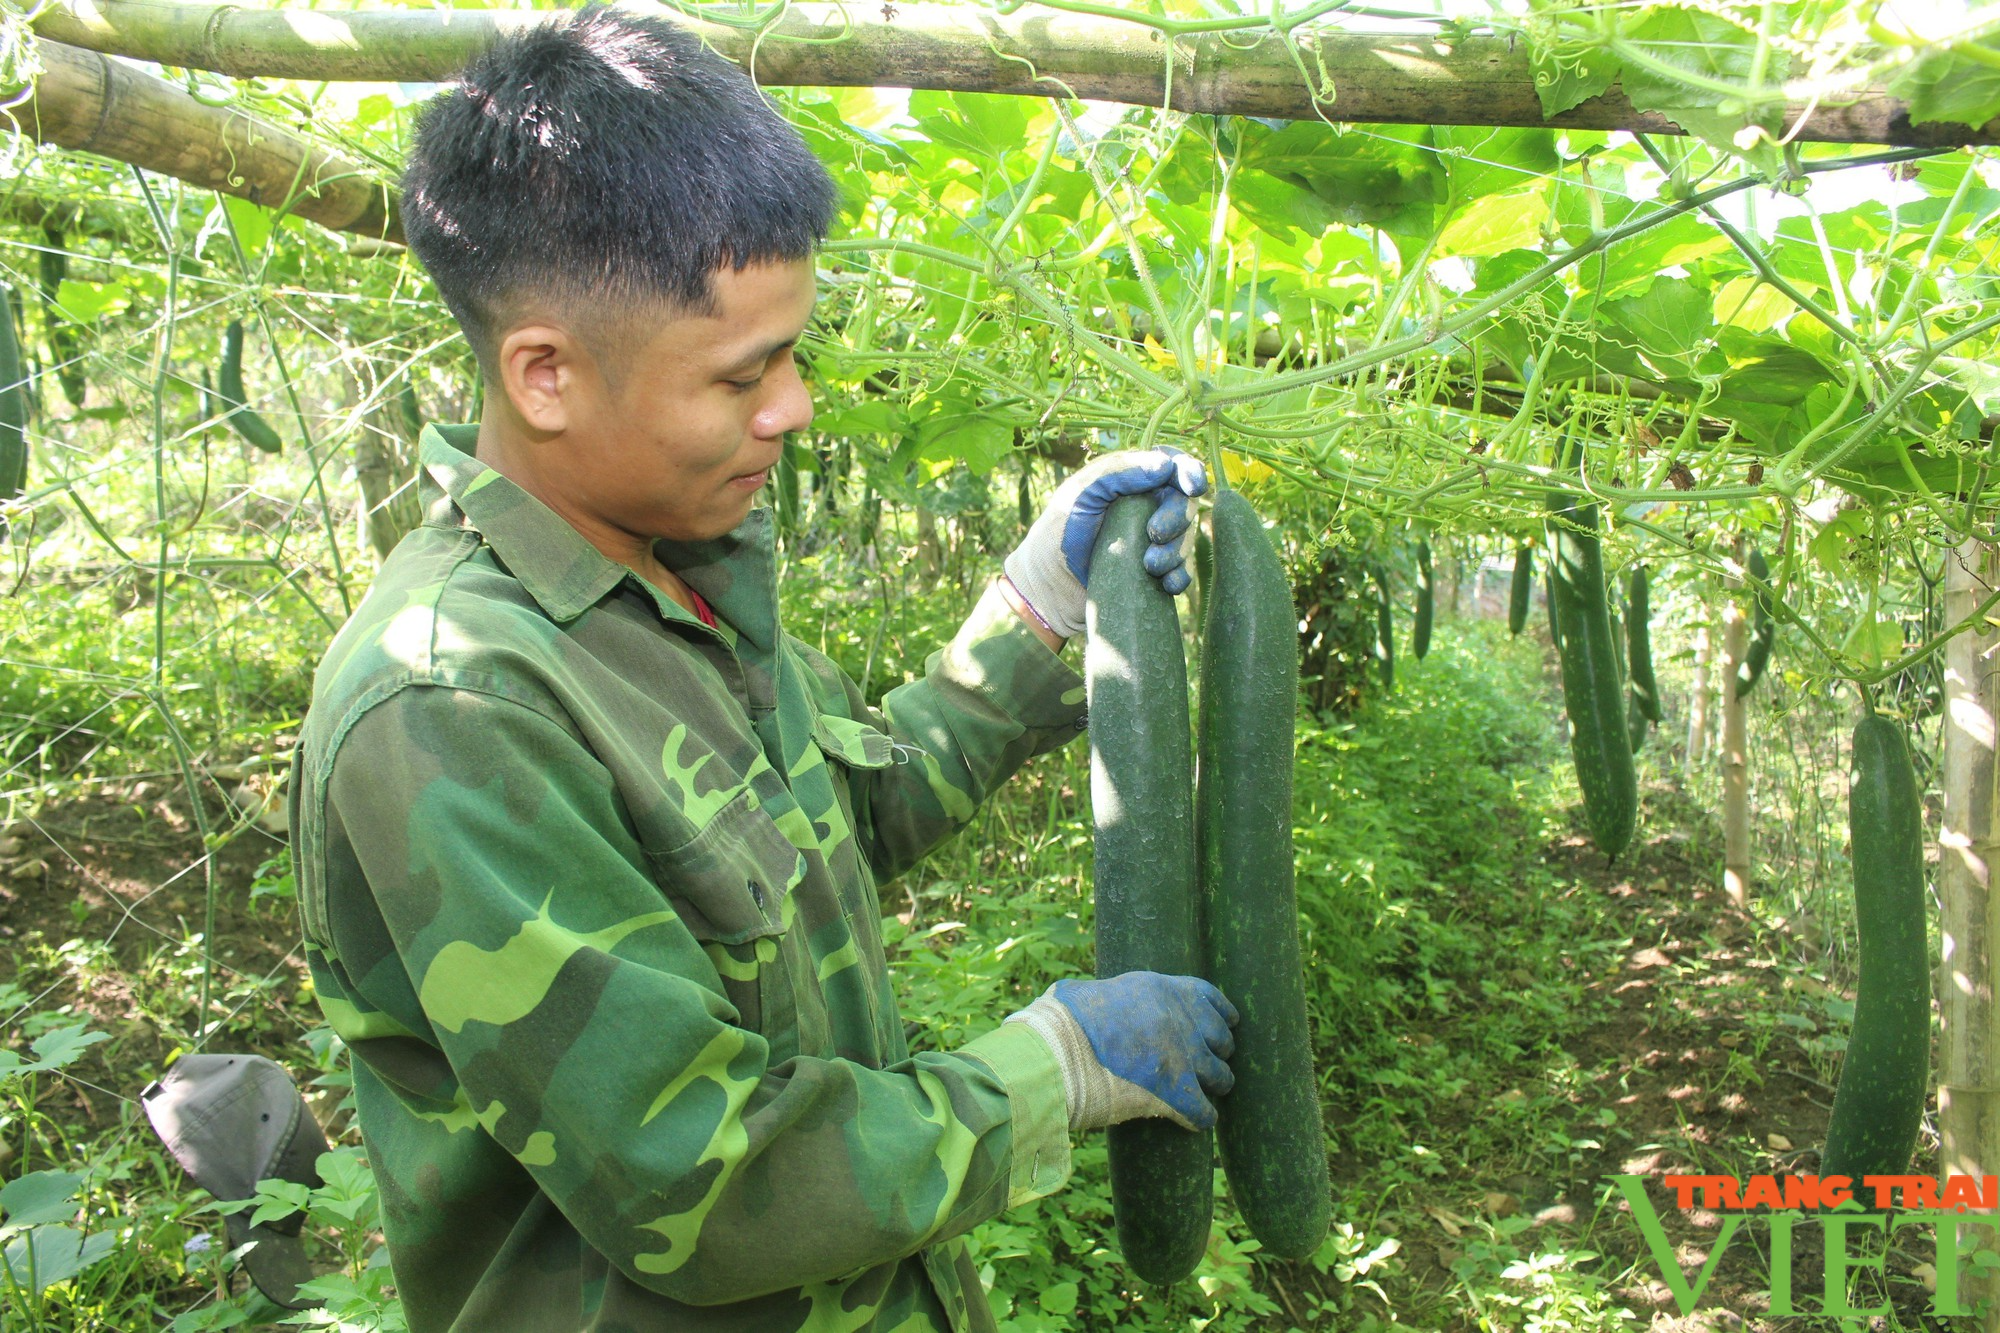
xmin=294 ymin=426 xmax=1081 ymax=1332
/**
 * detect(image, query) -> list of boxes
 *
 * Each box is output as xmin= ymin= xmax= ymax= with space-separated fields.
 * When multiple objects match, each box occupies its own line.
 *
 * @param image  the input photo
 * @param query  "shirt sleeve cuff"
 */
xmin=959 ymin=1021 xmax=1073 ymax=1208
xmin=937 ymin=581 xmax=1087 ymax=740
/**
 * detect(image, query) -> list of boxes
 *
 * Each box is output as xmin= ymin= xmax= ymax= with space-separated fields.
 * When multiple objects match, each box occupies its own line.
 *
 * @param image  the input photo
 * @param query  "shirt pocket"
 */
xmin=642 ymin=788 xmax=798 ymax=945
xmin=642 ymin=789 xmax=803 ymax=1050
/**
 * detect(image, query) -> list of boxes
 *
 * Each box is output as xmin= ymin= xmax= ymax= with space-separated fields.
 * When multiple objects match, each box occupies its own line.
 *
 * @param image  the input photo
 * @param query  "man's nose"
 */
xmin=757 ymin=366 xmax=813 ymax=439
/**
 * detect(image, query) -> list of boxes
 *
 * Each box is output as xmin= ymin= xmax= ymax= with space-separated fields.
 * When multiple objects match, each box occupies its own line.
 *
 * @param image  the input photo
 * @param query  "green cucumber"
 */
xmin=37 ymin=228 xmax=86 ymax=409
xmin=1546 ymin=486 xmax=1638 ymax=858
xmin=1087 ymin=496 xmax=1211 ymax=1285
xmin=397 ymin=381 xmax=423 ymax=439
xmin=1627 ymin=691 xmax=1649 ymax=752
xmin=1198 ymin=490 xmax=1329 ymax=1261
xmin=1373 ymin=565 xmax=1395 ymax=693
xmin=1508 ymin=545 xmax=1533 ymax=636
xmin=1735 ymin=547 xmax=1774 ymax=698
xmin=1412 ymin=539 xmax=1433 ymax=660
xmin=1627 ymin=566 xmax=1663 ymax=724
xmin=1194 ymin=514 xmax=1215 ymax=598
xmin=1545 ymin=570 xmax=1562 ymax=651
xmin=217 ymin=319 xmax=283 ymax=453
xmin=0 ymin=285 xmax=27 ymax=508
xmin=1820 ymin=714 xmax=1929 ymax=1181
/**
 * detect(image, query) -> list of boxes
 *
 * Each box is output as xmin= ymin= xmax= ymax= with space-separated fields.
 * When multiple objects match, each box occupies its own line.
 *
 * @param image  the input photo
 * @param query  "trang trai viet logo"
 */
xmin=1613 ymin=1173 xmax=2000 ymax=1319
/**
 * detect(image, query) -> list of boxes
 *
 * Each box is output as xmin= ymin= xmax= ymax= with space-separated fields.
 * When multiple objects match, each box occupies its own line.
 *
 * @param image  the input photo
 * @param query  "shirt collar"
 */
xmin=417 ymin=424 xmax=778 ymax=642
xmin=418 ymin=425 xmax=628 ymax=623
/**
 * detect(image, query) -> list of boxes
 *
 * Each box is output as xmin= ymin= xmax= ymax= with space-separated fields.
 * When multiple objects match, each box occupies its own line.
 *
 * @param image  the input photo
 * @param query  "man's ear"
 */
xmin=494 ymin=323 xmax=593 ymax=434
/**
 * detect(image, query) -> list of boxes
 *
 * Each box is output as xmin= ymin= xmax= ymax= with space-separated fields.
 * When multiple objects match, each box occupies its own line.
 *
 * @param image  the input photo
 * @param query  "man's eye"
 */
xmin=726 ymin=377 xmax=762 ymax=392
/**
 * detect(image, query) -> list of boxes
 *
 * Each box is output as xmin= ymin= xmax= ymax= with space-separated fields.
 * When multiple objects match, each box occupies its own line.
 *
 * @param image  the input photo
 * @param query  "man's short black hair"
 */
xmin=403 ymin=6 xmax=835 ymax=377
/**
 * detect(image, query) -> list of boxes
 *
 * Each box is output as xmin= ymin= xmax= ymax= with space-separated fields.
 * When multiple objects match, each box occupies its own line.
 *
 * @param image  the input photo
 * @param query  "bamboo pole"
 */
xmin=26 ymin=0 xmax=2000 ymax=149
xmin=1940 ymin=538 xmax=2000 ymax=1330
xmin=1688 ymin=621 xmax=1712 ymax=767
xmin=1722 ymin=544 xmax=1751 ymax=909
xmin=12 ymin=38 xmax=401 ymax=244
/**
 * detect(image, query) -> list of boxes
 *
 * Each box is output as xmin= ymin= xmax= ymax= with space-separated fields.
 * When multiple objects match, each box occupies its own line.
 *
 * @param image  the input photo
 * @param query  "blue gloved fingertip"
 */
xmin=1173 ymin=452 xmax=1209 ymax=498
xmin=1161 ymin=566 xmax=1192 ymax=596
xmin=1146 ymin=488 xmax=1191 ymax=544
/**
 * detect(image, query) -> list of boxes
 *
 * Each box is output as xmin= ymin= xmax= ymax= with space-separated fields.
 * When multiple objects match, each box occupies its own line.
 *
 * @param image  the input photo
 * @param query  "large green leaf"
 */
xmin=0 ymin=1024 xmax=109 ymax=1078
xmin=1433 ymin=127 xmax=1561 ymax=204
xmin=1230 ymin=171 xmax=1340 ymax=244
xmin=1615 ymin=7 xmax=1786 ymax=162
xmin=1717 ymin=328 xmax=1835 ymax=404
xmin=1238 ymin=121 xmax=1444 ymax=240
xmin=1436 ymin=191 xmax=1551 ymax=257
xmin=1601 ymin=277 xmax=1714 ymax=358
xmin=0 ymin=1172 xmax=82 ymax=1231
xmin=1888 ymin=43 xmax=2000 ymax=126
xmin=908 ymin=91 xmax=1034 ymax=165
xmin=1 ymin=1226 xmax=117 ymax=1295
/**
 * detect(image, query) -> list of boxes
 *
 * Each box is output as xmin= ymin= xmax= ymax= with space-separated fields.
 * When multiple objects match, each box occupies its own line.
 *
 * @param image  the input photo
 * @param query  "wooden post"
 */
xmin=27 ymin=1 xmax=2000 ymax=149
xmin=1722 ymin=543 xmax=1750 ymax=909
xmin=1940 ymin=538 xmax=2000 ymax=1328
xmin=1688 ymin=622 xmax=1713 ymax=767
xmin=16 ymin=38 xmax=399 ymax=244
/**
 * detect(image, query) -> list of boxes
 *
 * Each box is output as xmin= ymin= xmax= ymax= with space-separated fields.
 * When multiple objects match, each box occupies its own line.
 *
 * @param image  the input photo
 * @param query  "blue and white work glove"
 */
xmin=1005 ymin=972 xmax=1238 ymax=1132
xmin=1004 ymin=448 xmax=1209 ymax=640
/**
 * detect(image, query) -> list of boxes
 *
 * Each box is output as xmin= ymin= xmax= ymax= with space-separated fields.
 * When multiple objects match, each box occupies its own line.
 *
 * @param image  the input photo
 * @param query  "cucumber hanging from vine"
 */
xmin=1545 ymin=474 xmax=1638 ymax=858
xmin=1736 ymin=547 xmax=1775 ymax=697
xmin=0 ymin=285 xmax=26 ymax=509
xmin=37 ymin=228 xmax=87 ymax=409
xmin=1412 ymin=539 xmax=1433 ymax=660
xmin=1086 ymin=495 xmax=1212 ymax=1285
xmin=216 ymin=320 xmax=283 ymax=454
xmin=1198 ymin=489 xmax=1329 ymax=1261
xmin=1820 ymin=713 xmax=1929 ymax=1181
xmin=1373 ymin=564 xmax=1395 ymax=693
xmin=1627 ymin=566 xmax=1663 ymax=724
xmin=1508 ymin=545 xmax=1533 ymax=637
xmin=397 ymin=381 xmax=424 ymax=439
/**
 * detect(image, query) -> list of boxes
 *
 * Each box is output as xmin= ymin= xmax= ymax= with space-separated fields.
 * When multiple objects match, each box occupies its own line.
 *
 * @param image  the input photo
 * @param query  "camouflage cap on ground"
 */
xmin=141 ymin=1053 xmax=329 ymax=1310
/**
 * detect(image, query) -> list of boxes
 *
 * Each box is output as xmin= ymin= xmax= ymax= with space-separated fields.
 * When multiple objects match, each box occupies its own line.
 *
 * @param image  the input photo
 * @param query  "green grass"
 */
xmin=1 ymin=593 xmax=1886 ymax=1331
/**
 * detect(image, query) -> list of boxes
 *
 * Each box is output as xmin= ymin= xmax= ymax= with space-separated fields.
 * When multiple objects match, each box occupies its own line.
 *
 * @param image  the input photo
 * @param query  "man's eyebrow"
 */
xmin=719 ymin=333 xmax=802 ymax=375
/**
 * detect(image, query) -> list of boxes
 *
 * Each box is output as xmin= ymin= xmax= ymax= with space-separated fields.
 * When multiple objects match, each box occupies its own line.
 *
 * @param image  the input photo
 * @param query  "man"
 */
xmin=292 ymin=9 xmax=1236 ymax=1331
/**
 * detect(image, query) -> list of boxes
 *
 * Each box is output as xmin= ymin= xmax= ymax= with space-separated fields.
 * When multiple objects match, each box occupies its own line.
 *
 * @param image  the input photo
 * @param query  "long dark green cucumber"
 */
xmin=217 ymin=320 xmax=282 ymax=453
xmin=1412 ymin=539 xmax=1434 ymax=660
xmin=1546 ymin=488 xmax=1638 ymax=857
xmin=1736 ymin=547 xmax=1774 ymax=697
xmin=1820 ymin=714 xmax=1929 ymax=1181
xmin=37 ymin=229 xmax=86 ymax=409
xmin=1086 ymin=496 xmax=1211 ymax=1285
xmin=1199 ymin=490 xmax=1329 ymax=1260
xmin=1194 ymin=515 xmax=1215 ymax=604
xmin=0 ymin=285 xmax=27 ymax=507
xmin=397 ymin=381 xmax=423 ymax=438
xmin=1627 ymin=566 xmax=1663 ymax=723
xmin=1373 ymin=565 xmax=1395 ymax=692
xmin=1544 ymin=570 xmax=1562 ymax=651
xmin=1627 ymin=691 xmax=1649 ymax=752
xmin=1508 ymin=545 xmax=1533 ymax=636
